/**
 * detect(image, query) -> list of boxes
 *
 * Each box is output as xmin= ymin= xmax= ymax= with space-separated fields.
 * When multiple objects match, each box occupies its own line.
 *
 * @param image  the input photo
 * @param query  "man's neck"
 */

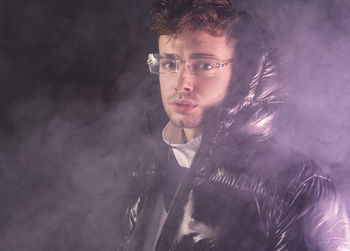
xmin=183 ymin=127 xmax=202 ymax=143
xmin=163 ymin=122 xmax=202 ymax=144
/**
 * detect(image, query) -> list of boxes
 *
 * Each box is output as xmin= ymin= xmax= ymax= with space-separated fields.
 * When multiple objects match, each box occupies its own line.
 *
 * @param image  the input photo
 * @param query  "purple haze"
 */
xmin=0 ymin=0 xmax=349 ymax=250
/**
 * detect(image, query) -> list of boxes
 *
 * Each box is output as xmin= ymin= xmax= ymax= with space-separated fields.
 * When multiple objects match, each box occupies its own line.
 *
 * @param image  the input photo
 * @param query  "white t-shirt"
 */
xmin=162 ymin=122 xmax=202 ymax=168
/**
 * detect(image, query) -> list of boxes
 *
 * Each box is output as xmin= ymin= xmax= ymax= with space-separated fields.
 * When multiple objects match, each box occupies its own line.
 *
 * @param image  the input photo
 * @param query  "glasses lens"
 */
xmin=159 ymin=57 xmax=177 ymax=74
xmin=147 ymin=53 xmax=177 ymax=74
xmin=189 ymin=58 xmax=218 ymax=77
xmin=147 ymin=54 xmax=159 ymax=74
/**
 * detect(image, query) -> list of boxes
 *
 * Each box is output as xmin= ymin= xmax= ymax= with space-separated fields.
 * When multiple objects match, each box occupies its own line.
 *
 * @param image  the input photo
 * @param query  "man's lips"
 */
xmin=171 ymin=100 xmax=196 ymax=113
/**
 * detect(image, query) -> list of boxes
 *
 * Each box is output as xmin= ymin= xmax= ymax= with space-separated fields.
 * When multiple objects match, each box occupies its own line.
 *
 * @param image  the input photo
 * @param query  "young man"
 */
xmin=119 ymin=0 xmax=350 ymax=250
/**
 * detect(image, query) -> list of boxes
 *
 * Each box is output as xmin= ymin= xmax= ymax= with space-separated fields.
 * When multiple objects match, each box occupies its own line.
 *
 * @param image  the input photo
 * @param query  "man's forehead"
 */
xmin=158 ymin=31 xmax=236 ymax=51
xmin=160 ymin=32 xmax=210 ymax=44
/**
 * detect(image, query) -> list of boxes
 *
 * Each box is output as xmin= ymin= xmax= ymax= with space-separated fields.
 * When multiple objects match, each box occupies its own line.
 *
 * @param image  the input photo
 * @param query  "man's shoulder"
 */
xmin=128 ymin=105 xmax=168 ymax=178
xmin=248 ymin=139 xmax=323 ymax=175
xmin=131 ymin=149 xmax=157 ymax=178
xmin=254 ymin=143 xmax=336 ymax=204
xmin=237 ymin=139 xmax=334 ymax=195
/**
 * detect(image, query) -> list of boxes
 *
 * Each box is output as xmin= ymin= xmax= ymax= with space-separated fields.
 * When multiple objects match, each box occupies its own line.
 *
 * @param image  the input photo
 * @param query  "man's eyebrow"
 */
xmin=189 ymin=53 xmax=219 ymax=59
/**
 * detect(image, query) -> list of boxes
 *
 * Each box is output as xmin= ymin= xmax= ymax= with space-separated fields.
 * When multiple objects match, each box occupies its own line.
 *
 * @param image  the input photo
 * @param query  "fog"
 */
xmin=0 ymin=0 xmax=349 ymax=250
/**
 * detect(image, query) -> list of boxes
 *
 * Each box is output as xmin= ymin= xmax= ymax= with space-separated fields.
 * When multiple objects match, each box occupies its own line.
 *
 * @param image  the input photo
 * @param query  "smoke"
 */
xmin=0 ymin=80 xmax=159 ymax=250
xmin=0 ymin=0 xmax=158 ymax=250
xmin=0 ymin=0 xmax=350 ymax=250
xmin=225 ymin=0 xmax=350 ymax=212
xmin=234 ymin=0 xmax=350 ymax=206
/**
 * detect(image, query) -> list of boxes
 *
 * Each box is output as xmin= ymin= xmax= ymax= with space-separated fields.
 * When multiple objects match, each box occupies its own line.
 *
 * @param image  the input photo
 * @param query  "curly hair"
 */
xmin=150 ymin=0 xmax=240 ymax=38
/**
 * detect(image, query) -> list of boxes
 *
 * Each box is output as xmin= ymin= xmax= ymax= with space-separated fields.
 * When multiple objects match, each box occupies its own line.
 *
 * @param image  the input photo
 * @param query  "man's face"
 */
xmin=158 ymin=31 xmax=235 ymax=130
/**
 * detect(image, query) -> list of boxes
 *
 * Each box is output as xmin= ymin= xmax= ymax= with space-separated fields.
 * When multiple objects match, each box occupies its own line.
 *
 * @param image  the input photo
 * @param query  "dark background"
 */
xmin=0 ymin=0 xmax=350 ymax=250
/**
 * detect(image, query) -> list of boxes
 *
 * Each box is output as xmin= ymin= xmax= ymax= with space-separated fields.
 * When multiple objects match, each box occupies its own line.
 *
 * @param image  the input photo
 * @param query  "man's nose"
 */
xmin=175 ymin=63 xmax=194 ymax=93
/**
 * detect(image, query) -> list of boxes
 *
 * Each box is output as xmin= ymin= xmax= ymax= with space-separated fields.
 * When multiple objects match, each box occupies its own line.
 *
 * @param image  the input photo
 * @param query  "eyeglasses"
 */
xmin=147 ymin=53 xmax=233 ymax=77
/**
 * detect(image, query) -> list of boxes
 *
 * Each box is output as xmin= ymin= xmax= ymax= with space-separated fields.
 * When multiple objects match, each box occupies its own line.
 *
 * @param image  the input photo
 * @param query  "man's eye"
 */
xmin=160 ymin=60 xmax=177 ymax=70
xmin=193 ymin=61 xmax=215 ymax=71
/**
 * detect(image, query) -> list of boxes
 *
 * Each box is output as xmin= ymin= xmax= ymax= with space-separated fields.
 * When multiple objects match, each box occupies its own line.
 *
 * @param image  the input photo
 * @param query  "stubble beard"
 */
xmin=169 ymin=113 xmax=202 ymax=130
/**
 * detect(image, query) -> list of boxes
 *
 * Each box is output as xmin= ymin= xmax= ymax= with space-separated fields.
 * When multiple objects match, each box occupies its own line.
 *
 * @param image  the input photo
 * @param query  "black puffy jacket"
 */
xmin=119 ymin=52 xmax=350 ymax=251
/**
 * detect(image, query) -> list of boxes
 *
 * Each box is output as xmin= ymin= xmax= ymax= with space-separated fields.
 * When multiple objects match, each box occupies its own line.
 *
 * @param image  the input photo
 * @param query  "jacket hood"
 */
xmin=202 ymin=49 xmax=286 ymax=143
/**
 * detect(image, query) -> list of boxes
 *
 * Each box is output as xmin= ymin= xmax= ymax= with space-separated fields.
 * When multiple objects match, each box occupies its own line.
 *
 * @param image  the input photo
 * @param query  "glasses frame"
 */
xmin=147 ymin=53 xmax=234 ymax=77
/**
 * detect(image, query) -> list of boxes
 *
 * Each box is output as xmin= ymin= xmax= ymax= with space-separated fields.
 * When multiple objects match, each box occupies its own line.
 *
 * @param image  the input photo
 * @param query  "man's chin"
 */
xmin=170 ymin=117 xmax=202 ymax=129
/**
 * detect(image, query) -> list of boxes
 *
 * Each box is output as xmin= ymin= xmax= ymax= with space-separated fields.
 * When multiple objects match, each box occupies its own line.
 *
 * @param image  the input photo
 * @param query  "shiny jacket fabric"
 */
xmin=119 ymin=52 xmax=350 ymax=251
